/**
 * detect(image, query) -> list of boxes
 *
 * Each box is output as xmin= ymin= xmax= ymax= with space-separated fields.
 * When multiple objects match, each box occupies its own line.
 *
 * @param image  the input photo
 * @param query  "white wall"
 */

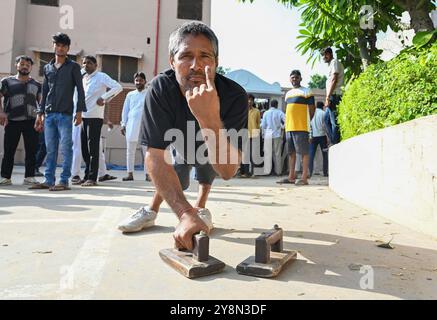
xmin=0 ymin=0 xmax=17 ymax=75
xmin=330 ymin=115 xmax=437 ymax=238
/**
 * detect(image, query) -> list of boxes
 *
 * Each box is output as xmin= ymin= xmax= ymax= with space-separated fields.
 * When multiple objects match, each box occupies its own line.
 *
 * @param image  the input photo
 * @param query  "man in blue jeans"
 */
xmin=32 ymin=33 xmax=86 ymax=191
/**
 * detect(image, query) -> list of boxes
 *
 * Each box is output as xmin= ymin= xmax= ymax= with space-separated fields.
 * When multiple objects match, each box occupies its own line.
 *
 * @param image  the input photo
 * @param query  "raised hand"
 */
xmin=185 ymin=66 xmax=220 ymax=126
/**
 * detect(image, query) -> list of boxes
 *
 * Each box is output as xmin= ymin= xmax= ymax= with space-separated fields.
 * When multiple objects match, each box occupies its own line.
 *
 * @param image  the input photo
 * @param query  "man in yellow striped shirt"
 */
xmin=278 ymin=70 xmax=315 ymax=185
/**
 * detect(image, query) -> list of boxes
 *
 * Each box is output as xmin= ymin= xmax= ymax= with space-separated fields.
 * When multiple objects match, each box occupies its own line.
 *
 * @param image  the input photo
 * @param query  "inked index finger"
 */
xmin=205 ymin=66 xmax=215 ymax=90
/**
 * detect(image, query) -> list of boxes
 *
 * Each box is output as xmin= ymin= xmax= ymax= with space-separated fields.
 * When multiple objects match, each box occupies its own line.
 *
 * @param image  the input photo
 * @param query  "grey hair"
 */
xmin=168 ymin=21 xmax=219 ymax=59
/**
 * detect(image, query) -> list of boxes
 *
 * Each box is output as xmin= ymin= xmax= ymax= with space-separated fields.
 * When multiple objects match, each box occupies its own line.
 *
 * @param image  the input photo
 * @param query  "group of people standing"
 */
xmin=0 ymin=33 xmax=150 ymax=189
xmin=238 ymin=46 xmax=344 ymax=185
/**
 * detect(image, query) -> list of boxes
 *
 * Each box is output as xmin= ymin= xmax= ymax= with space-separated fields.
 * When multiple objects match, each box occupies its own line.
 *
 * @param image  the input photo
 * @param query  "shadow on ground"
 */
xmin=204 ymin=228 xmax=437 ymax=299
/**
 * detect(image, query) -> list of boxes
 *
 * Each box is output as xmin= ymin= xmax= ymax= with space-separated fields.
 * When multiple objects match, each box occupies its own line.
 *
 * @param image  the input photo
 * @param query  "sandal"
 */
xmin=71 ymin=176 xmax=83 ymax=185
xmin=49 ymin=184 xmax=71 ymax=192
xmin=81 ymin=180 xmax=98 ymax=187
xmin=295 ymin=179 xmax=309 ymax=186
xmin=276 ymin=178 xmax=296 ymax=184
xmin=98 ymin=174 xmax=117 ymax=182
xmin=29 ymin=183 xmax=51 ymax=190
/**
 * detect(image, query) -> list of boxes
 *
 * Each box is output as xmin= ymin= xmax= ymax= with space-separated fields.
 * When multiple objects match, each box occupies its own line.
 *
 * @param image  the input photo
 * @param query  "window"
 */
xmin=30 ymin=0 xmax=59 ymax=6
xmin=38 ymin=52 xmax=77 ymax=77
xmin=101 ymin=55 xmax=139 ymax=83
xmin=177 ymin=0 xmax=203 ymax=21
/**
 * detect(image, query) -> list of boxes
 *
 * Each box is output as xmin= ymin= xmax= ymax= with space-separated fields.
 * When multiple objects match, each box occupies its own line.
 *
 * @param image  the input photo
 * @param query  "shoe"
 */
xmin=118 ymin=206 xmax=157 ymax=233
xmin=34 ymin=170 xmax=44 ymax=177
xmin=145 ymin=174 xmax=152 ymax=182
xmin=197 ymin=208 xmax=214 ymax=232
xmin=23 ymin=177 xmax=40 ymax=186
xmin=0 ymin=177 xmax=12 ymax=186
xmin=122 ymin=175 xmax=134 ymax=182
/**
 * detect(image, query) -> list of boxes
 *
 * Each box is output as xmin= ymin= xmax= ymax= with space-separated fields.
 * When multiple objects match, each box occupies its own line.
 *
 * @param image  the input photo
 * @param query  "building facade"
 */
xmin=0 ymin=0 xmax=211 ymax=166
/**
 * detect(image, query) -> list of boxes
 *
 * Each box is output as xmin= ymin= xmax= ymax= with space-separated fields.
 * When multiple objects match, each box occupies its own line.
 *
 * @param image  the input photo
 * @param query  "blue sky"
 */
xmin=211 ymin=0 xmax=330 ymax=87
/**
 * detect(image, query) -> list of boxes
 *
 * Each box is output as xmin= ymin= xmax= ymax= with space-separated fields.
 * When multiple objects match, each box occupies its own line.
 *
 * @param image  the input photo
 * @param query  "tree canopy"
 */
xmin=240 ymin=0 xmax=436 ymax=80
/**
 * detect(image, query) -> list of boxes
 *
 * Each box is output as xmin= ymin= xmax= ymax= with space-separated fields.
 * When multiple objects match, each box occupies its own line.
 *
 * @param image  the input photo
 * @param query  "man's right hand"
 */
xmin=34 ymin=114 xmax=44 ymax=132
xmin=0 ymin=112 xmax=7 ymax=127
xmin=174 ymin=209 xmax=209 ymax=250
xmin=120 ymin=126 xmax=126 ymax=136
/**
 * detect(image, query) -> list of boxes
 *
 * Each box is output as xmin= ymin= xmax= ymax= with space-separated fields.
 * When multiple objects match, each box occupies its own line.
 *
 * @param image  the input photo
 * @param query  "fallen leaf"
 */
xmin=348 ymin=263 xmax=363 ymax=271
xmin=377 ymin=242 xmax=395 ymax=249
xmin=297 ymin=293 xmax=305 ymax=296
xmin=376 ymin=236 xmax=395 ymax=249
xmin=315 ymin=210 xmax=330 ymax=215
xmin=33 ymin=251 xmax=52 ymax=255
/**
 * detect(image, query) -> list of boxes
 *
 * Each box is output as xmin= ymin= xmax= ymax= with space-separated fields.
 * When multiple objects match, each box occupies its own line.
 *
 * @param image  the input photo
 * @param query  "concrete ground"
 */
xmin=1 ymin=167 xmax=436 ymax=300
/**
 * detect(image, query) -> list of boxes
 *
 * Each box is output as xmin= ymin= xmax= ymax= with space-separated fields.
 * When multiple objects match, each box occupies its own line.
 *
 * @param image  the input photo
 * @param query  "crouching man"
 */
xmin=118 ymin=22 xmax=248 ymax=250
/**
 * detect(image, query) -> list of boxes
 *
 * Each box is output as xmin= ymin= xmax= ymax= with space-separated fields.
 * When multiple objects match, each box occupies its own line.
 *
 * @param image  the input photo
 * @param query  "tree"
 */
xmin=395 ymin=0 xmax=435 ymax=33
xmin=240 ymin=0 xmax=436 ymax=80
xmin=216 ymin=66 xmax=231 ymax=75
xmin=308 ymin=74 xmax=327 ymax=89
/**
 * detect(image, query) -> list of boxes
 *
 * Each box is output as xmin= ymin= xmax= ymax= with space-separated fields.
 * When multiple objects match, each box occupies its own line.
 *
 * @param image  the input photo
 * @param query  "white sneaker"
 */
xmin=0 ymin=177 xmax=12 ymax=186
xmin=118 ymin=206 xmax=157 ymax=233
xmin=23 ymin=177 xmax=39 ymax=186
xmin=198 ymin=208 xmax=214 ymax=232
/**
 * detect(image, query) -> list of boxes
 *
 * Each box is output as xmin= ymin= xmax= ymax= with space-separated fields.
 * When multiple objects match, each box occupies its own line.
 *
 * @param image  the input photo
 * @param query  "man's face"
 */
xmin=16 ymin=59 xmax=32 ymax=76
xmin=248 ymin=97 xmax=254 ymax=108
xmin=170 ymin=34 xmax=218 ymax=92
xmin=53 ymin=42 xmax=69 ymax=57
xmin=322 ymin=52 xmax=332 ymax=63
xmin=290 ymin=75 xmax=302 ymax=88
xmin=135 ymin=76 xmax=146 ymax=90
xmin=82 ymin=58 xmax=97 ymax=74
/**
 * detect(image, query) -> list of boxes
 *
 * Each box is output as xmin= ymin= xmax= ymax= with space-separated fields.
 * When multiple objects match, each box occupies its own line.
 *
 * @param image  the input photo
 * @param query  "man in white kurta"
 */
xmin=71 ymin=56 xmax=122 ymax=185
xmin=120 ymin=72 xmax=149 ymax=181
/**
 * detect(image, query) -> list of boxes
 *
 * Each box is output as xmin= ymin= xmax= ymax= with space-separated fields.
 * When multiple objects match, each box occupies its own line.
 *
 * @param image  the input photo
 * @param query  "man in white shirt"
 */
xmin=261 ymin=99 xmax=285 ymax=176
xmin=78 ymin=55 xmax=122 ymax=187
xmin=120 ymin=72 xmax=149 ymax=182
xmin=321 ymin=47 xmax=344 ymax=145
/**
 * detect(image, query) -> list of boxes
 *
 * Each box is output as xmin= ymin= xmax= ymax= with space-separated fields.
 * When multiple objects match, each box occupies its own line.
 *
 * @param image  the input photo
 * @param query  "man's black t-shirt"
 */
xmin=140 ymin=69 xmax=248 ymax=162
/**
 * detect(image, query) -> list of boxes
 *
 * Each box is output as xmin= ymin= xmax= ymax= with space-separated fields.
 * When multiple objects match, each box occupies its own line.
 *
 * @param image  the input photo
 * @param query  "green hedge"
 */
xmin=338 ymin=42 xmax=437 ymax=140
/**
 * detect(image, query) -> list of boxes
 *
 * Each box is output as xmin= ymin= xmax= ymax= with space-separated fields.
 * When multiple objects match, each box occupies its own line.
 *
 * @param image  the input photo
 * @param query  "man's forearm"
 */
xmin=146 ymin=151 xmax=193 ymax=219
xmin=327 ymin=76 xmax=338 ymax=97
xmin=199 ymin=118 xmax=240 ymax=180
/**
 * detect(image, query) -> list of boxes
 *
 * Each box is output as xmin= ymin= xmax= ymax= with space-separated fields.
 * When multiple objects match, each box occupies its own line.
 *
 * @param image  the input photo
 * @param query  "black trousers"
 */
xmin=35 ymin=131 xmax=47 ymax=170
xmin=81 ymin=118 xmax=103 ymax=182
xmin=1 ymin=119 xmax=39 ymax=179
